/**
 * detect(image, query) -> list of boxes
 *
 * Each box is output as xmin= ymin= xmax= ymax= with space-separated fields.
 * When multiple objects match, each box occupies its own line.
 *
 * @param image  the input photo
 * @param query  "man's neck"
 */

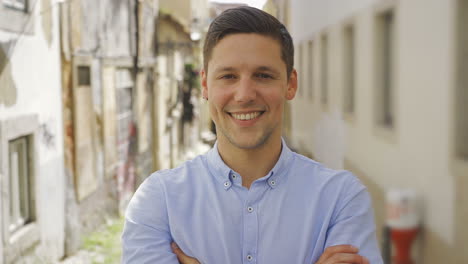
xmin=217 ymin=136 xmax=282 ymax=189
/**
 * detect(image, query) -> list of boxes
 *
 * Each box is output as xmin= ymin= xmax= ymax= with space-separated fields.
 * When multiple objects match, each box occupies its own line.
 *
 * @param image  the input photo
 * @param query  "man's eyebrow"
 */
xmin=212 ymin=66 xmax=236 ymax=73
xmin=212 ymin=66 xmax=281 ymax=75
xmin=256 ymin=66 xmax=280 ymax=75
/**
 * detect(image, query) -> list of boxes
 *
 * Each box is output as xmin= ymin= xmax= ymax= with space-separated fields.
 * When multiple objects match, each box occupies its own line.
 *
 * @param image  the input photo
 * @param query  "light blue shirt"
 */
xmin=122 ymin=140 xmax=383 ymax=263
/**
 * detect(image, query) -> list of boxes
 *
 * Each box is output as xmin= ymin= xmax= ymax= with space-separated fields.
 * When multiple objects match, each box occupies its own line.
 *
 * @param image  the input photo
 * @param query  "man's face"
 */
xmin=202 ymin=33 xmax=297 ymax=150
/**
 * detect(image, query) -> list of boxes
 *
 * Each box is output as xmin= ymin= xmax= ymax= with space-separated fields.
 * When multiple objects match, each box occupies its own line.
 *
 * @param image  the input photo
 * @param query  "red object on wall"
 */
xmin=391 ymin=228 xmax=419 ymax=264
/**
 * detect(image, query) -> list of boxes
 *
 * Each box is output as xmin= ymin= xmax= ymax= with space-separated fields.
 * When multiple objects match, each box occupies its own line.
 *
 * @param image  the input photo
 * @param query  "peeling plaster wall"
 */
xmin=0 ymin=45 xmax=17 ymax=107
xmin=42 ymin=0 xmax=53 ymax=47
xmin=59 ymin=0 xmax=159 ymax=256
xmin=0 ymin=2 xmax=65 ymax=262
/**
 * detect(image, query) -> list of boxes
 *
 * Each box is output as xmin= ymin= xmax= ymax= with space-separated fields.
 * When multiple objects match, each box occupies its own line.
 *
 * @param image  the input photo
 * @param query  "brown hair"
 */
xmin=203 ymin=6 xmax=294 ymax=78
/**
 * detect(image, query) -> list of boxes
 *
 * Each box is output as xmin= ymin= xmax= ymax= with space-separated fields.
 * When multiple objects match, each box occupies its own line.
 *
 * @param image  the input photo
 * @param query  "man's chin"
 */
xmin=227 ymin=135 xmax=269 ymax=150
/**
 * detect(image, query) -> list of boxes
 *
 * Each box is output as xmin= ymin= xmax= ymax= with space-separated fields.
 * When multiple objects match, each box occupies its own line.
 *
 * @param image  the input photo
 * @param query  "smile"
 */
xmin=230 ymin=111 xmax=263 ymax=121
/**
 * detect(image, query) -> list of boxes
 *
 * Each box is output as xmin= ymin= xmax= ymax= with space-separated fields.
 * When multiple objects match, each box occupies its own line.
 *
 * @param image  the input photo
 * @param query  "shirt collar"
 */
xmin=205 ymin=138 xmax=293 ymax=190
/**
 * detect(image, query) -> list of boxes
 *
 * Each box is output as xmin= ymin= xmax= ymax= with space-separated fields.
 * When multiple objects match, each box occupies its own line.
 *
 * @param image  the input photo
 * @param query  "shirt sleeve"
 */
xmin=324 ymin=173 xmax=384 ymax=264
xmin=121 ymin=174 xmax=179 ymax=263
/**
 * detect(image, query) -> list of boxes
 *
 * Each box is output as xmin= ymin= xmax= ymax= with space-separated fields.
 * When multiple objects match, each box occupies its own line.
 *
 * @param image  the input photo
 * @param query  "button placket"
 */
xmin=243 ymin=186 xmax=261 ymax=264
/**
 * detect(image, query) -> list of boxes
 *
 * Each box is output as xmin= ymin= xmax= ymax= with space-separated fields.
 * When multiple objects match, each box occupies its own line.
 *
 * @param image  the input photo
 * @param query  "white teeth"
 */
xmin=232 ymin=112 xmax=261 ymax=121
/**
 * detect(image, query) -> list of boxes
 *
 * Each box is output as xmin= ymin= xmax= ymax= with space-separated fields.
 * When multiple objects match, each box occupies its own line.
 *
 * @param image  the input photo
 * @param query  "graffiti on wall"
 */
xmin=39 ymin=121 xmax=56 ymax=149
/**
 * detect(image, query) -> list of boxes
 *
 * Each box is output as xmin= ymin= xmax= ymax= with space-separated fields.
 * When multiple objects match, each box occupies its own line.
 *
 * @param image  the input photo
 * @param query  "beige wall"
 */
xmin=289 ymin=0 xmax=466 ymax=263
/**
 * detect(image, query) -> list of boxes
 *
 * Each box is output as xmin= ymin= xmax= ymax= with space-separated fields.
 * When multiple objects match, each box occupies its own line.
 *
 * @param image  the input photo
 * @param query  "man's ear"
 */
xmin=201 ymin=69 xmax=208 ymax=100
xmin=286 ymin=69 xmax=298 ymax=100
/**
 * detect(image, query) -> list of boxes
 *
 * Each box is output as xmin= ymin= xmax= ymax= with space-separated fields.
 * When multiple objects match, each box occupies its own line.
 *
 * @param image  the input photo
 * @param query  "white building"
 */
xmin=0 ymin=0 xmax=65 ymax=263
xmin=283 ymin=0 xmax=468 ymax=263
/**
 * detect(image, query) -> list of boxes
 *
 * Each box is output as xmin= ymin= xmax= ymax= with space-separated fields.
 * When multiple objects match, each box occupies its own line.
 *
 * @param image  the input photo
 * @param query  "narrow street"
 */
xmin=1 ymin=0 xmax=467 ymax=263
xmin=59 ymin=217 xmax=124 ymax=264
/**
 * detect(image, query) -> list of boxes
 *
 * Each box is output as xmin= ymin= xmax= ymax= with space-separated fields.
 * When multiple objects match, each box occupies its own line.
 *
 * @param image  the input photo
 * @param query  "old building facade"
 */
xmin=0 ymin=0 xmax=214 ymax=261
xmin=0 ymin=0 xmax=65 ymax=262
xmin=269 ymin=0 xmax=468 ymax=263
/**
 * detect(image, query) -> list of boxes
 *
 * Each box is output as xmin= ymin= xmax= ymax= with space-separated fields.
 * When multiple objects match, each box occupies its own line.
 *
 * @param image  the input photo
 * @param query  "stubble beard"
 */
xmin=216 ymin=122 xmax=278 ymax=150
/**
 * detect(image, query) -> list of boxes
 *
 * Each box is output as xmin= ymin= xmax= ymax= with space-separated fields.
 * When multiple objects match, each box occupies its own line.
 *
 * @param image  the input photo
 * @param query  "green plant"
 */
xmin=82 ymin=217 xmax=124 ymax=264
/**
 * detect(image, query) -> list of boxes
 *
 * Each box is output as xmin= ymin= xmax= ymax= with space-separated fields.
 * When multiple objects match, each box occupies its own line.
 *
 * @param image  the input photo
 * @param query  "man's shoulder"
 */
xmin=290 ymin=152 xmax=362 ymax=187
xmin=146 ymin=153 xmax=208 ymax=184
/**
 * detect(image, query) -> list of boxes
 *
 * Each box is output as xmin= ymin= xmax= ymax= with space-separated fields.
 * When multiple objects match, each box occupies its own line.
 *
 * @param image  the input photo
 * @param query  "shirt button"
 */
xmin=224 ymin=181 xmax=230 ymax=187
xmin=247 ymin=255 xmax=253 ymax=261
xmin=232 ymin=174 xmax=237 ymax=179
xmin=247 ymin=206 xmax=254 ymax=213
xmin=270 ymin=180 xmax=276 ymax=186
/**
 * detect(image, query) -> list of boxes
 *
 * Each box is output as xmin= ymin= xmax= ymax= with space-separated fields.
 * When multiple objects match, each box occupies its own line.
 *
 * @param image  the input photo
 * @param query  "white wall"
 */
xmin=289 ymin=0 xmax=458 ymax=262
xmin=0 ymin=2 xmax=65 ymax=261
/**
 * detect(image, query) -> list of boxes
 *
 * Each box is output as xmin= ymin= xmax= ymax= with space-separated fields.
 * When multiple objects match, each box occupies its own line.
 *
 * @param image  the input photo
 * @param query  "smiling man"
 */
xmin=122 ymin=6 xmax=383 ymax=264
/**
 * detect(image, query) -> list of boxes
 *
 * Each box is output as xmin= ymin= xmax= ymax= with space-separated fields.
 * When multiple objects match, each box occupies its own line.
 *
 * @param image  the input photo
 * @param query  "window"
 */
xmin=375 ymin=10 xmax=395 ymax=128
xmin=320 ymin=34 xmax=328 ymax=105
xmin=1 ymin=115 xmax=39 ymax=262
xmin=3 ymin=0 xmax=27 ymax=11
xmin=456 ymin=1 xmax=468 ymax=160
xmin=8 ymin=136 xmax=33 ymax=235
xmin=308 ymin=41 xmax=314 ymax=100
xmin=343 ymin=24 xmax=355 ymax=114
xmin=297 ymin=43 xmax=304 ymax=97
xmin=0 ymin=0 xmax=33 ymax=34
xmin=78 ymin=66 xmax=91 ymax=86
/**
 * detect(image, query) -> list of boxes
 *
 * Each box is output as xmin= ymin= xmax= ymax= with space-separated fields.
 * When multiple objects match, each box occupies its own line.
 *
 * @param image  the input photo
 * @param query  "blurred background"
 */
xmin=0 ymin=0 xmax=467 ymax=263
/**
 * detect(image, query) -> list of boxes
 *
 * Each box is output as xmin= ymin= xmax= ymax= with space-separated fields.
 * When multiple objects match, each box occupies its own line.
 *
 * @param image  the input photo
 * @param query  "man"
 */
xmin=122 ymin=6 xmax=383 ymax=264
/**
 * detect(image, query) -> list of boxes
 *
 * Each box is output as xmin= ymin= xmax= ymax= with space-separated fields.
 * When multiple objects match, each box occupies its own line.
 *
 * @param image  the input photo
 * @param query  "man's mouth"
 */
xmin=229 ymin=111 xmax=264 ymax=121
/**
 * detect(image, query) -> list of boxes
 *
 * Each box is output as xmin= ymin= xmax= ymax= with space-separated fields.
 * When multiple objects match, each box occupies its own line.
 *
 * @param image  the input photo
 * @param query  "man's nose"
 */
xmin=234 ymin=77 xmax=256 ymax=103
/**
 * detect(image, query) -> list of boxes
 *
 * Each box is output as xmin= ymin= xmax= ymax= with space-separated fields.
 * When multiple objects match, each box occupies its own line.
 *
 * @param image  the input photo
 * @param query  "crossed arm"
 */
xmin=122 ymin=173 xmax=381 ymax=263
xmin=171 ymin=243 xmax=370 ymax=264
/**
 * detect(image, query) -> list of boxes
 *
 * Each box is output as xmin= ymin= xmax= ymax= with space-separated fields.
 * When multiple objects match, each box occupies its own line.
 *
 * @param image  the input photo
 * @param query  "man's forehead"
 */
xmin=214 ymin=32 xmax=279 ymax=49
xmin=208 ymin=33 xmax=285 ymax=73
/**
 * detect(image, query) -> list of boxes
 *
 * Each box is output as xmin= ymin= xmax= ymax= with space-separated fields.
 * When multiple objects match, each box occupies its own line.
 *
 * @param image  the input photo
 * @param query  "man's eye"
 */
xmin=256 ymin=73 xmax=273 ymax=79
xmin=221 ymin=74 xmax=236 ymax=79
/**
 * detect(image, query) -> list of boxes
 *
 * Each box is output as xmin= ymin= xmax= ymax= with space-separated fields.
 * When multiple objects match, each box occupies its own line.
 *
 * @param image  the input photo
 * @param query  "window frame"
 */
xmin=297 ymin=42 xmax=304 ymax=98
xmin=3 ymin=0 xmax=27 ymax=12
xmin=8 ymin=136 xmax=32 ymax=235
xmin=0 ymin=0 xmax=33 ymax=34
xmin=307 ymin=40 xmax=314 ymax=101
xmin=320 ymin=32 xmax=329 ymax=107
xmin=0 ymin=114 xmax=39 ymax=263
xmin=452 ymin=0 xmax=468 ymax=175
xmin=373 ymin=2 xmax=398 ymax=142
xmin=342 ymin=21 xmax=356 ymax=118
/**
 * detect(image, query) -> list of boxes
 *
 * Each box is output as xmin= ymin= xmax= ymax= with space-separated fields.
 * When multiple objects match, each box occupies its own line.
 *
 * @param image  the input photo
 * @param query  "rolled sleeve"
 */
xmin=122 ymin=174 xmax=179 ymax=263
xmin=325 ymin=174 xmax=384 ymax=264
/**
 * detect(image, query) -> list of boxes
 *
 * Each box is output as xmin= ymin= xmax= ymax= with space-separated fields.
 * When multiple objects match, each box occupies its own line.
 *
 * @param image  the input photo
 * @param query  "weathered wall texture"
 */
xmin=60 ymin=0 xmax=160 ymax=254
xmin=0 ymin=45 xmax=17 ymax=107
xmin=0 ymin=2 xmax=65 ymax=263
xmin=287 ymin=0 xmax=466 ymax=263
xmin=41 ymin=0 xmax=53 ymax=47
